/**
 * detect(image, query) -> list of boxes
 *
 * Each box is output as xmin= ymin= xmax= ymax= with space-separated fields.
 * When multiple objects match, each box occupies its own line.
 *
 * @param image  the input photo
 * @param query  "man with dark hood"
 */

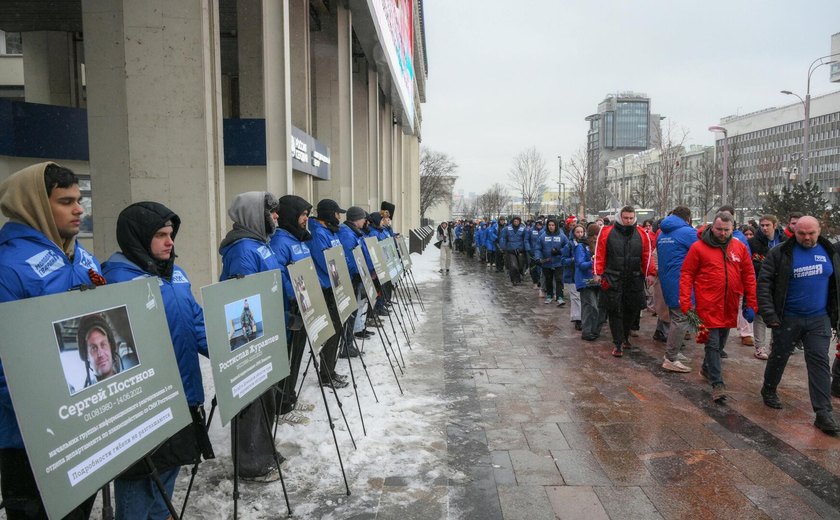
xmin=103 ymin=201 xmax=214 ymax=516
xmin=593 ymin=206 xmax=656 ymax=358
xmin=681 ymin=211 xmax=757 ymax=403
xmin=305 ymin=199 xmax=351 ymax=389
xmin=337 ymin=206 xmax=376 ymax=351
xmin=270 ymin=195 xmax=317 ymax=424
xmin=0 ymin=162 xmax=101 ymax=518
xmin=219 ymin=191 xmax=285 ymax=482
xmin=499 ymin=215 xmax=530 ymax=285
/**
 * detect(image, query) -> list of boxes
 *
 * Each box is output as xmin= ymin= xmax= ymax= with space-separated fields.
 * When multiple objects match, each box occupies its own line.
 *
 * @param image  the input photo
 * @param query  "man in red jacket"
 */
xmin=680 ymin=211 xmax=758 ymax=402
xmin=593 ymin=206 xmax=656 ymax=357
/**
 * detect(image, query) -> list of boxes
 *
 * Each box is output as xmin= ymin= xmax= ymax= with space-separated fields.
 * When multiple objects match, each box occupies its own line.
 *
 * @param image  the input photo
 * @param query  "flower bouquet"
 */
xmin=686 ymin=309 xmax=709 ymax=344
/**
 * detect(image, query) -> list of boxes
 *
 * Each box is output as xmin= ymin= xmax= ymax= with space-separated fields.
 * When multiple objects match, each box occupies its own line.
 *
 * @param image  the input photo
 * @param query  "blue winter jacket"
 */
xmin=656 ymin=214 xmax=699 ymax=309
xmin=574 ymin=242 xmax=596 ymax=291
xmin=485 ymin=225 xmax=499 ymax=252
xmin=560 ymin=239 xmax=577 ymax=283
xmin=527 ymin=227 xmax=543 ymax=256
xmin=0 ymin=223 xmax=102 ymax=448
xmin=336 ymin=223 xmax=374 ymax=277
xmin=454 ymin=225 xmax=463 ymax=239
xmin=499 ymin=223 xmax=529 ymax=252
xmin=475 ymin=225 xmax=485 ymax=247
xmin=102 ymin=253 xmax=208 ymax=406
xmin=305 ymin=218 xmax=342 ymax=289
xmin=220 ymin=237 xmax=282 ymax=280
xmin=533 ymin=229 xmax=568 ymax=268
xmin=269 ymin=228 xmax=312 ymax=303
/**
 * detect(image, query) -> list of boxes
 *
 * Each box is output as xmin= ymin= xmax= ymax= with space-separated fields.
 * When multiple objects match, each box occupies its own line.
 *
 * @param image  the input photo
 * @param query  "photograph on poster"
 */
xmin=295 ymin=275 xmax=313 ymax=313
xmin=328 ymin=259 xmax=341 ymax=289
xmin=369 ymin=246 xmax=379 ymax=265
xmin=224 ymin=294 xmax=264 ymax=351
xmin=54 ymin=306 xmax=140 ymax=396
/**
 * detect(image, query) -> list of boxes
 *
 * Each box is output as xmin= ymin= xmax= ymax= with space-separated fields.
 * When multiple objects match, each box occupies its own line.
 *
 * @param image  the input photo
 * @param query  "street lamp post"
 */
xmin=708 ymin=125 xmax=729 ymax=206
xmin=557 ymin=155 xmax=563 ymax=215
xmin=781 ymin=52 xmax=840 ymax=183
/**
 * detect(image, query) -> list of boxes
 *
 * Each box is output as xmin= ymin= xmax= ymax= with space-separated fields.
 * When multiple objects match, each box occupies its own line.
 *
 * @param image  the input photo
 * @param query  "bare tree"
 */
xmin=420 ymin=147 xmax=458 ymax=218
xmin=689 ymin=155 xmax=720 ymax=223
xmin=508 ymin=147 xmax=549 ymax=219
xmin=565 ymin=148 xmax=591 ymax=217
xmin=482 ymin=183 xmax=511 ymax=219
xmin=645 ymin=119 xmax=689 ymax=215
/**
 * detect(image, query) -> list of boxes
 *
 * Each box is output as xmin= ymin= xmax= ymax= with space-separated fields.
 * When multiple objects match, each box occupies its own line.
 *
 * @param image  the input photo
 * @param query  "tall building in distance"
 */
xmin=585 ymin=92 xmax=662 ymax=187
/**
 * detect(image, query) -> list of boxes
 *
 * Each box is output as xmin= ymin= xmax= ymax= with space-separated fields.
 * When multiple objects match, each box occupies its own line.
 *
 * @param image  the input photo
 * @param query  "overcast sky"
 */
xmin=419 ymin=0 xmax=840 ymax=196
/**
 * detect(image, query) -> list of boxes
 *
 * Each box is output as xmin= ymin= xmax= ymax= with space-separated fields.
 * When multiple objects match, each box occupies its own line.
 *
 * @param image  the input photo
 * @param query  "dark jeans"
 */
xmin=764 ymin=314 xmax=833 ymax=416
xmin=0 ymin=448 xmax=95 ymax=519
xmin=505 ymin=250 xmax=526 ymax=283
xmin=494 ymin=250 xmax=505 ymax=271
xmin=701 ymin=328 xmax=729 ymax=386
xmin=234 ymin=390 xmax=278 ymax=478
xmin=604 ymin=287 xmax=643 ymax=346
xmin=529 ymin=258 xmax=541 ymax=285
xmin=543 ymin=267 xmax=559 ymax=299
xmin=278 ymin=326 xmax=307 ymax=415
xmin=579 ymin=287 xmax=600 ymax=337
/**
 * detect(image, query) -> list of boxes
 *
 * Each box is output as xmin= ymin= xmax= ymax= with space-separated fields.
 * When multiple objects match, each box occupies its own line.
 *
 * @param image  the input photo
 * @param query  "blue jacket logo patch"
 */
xmin=26 ymin=249 xmax=65 ymax=278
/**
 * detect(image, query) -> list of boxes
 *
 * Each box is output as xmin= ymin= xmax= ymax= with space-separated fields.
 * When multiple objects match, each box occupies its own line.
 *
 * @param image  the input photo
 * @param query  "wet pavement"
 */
xmin=427 ymin=252 xmax=840 ymax=519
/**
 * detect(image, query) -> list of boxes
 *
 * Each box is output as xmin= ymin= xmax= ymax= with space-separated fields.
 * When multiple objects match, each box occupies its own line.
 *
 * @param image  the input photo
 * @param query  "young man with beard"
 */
xmin=219 ymin=191 xmax=285 ymax=482
xmin=499 ymin=215 xmax=530 ymax=285
xmin=103 ymin=202 xmax=214 ymax=517
xmin=0 ymin=162 xmax=101 ymax=519
xmin=270 ymin=195 xmax=318 ymax=424
xmin=305 ymin=199 xmax=351 ymax=389
xmin=747 ymin=214 xmax=787 ymax=360
xmin=680 ymin=211 xmax=757 ymax=403
xmin=593 ymin=206 xmax=656 ymax=357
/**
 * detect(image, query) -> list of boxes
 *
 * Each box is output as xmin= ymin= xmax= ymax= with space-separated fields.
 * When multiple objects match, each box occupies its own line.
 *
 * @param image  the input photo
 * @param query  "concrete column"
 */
xmin=352 ymin=60 xmax=369 ymax=208
xmin=379 ymin=102 xmax=391 ymax=203
xmin=312 ymin=5 xmax=353 ymax=207
xmin=22 ymin=31 xmax=74 ymax=106
xmin=237 ymin=0 xmax=293 ymax=196
xmin=407 ymin=135 xmax=420 ymax=229
xmin=366 ymin=70 xmax=380 ymax=212
xmin=391 ymin=125 xmax=402 ymax=231
xmin=289 ymin=0 xmax=313 ymax=200
xmin=83 ymin=0 xmax=226 ymax=289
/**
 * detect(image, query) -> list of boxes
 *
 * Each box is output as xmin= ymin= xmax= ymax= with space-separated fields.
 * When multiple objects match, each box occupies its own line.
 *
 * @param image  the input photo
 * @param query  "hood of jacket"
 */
xmin=659 ymin=214 xmax=691 ymax=234
xmin=544 ymin=218 xmax=561 ymax=236
xmin=368 ymin=212 xmax=384 ymax=230
xmin=0 ymin=161 xmax=76 ymax=258
xmin=116 ymin=202 xmax=181 ymax=280
xmin=277 ymin=195 xmax=312 ymax=241
xmin=220 ymin=191 xmax=277 ymax=250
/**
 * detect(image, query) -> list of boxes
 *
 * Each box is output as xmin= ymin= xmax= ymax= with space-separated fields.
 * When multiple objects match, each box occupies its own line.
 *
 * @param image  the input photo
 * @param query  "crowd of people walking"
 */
xmin=447 ymin=204 xmax=840 ymax=435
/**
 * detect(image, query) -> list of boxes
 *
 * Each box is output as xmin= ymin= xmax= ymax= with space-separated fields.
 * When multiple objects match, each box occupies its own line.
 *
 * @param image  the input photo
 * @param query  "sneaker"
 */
xmin=676 ymin=352 xmax=691 ymax=363
xmin=556 ymin=297 xmax=566 ymax=306
xmin=662 ymin=357 xmax=692 ymax=373
xmin=294 ymin=400 xmax=316 ymax=412
xmin=652 ymin=331 xmax=667 ymax=342
xmin=544 ymin=297 xmax=552 ymax=304
xmin=814 ymin=414 xmax=840 ymax=434
xmin=581 ymin=334 xmax=598 ymax=341
xmin=623 ymin=341 xmax=640 ymax=353
xmin=719 ymin=350 xmax=728 ymax=359
xmin=712 ymin=383 xmax=727 ymax=402
xmin=278 ymin=410 xmax=311 ymax=425
xmin=754 ymin=347 xmax=768 ymax=360
xmin=741 ymin=336 xmax=754 ymax=346
xmin=611 ymin=345 xmax=623 ymax=357
xmin=323 ymin=377 xmax=349 ymax=389
xmin=760 ymin=387 xmax=783 ymax=409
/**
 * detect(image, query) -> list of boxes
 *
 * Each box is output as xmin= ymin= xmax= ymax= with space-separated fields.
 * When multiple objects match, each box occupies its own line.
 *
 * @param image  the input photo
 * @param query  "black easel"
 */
xmin=308 ymin=339 xmax=352 ymax=495
xmin=179 ymin=396 xmax=217 ymax=517
xmin=406 ymin=268 xmax=426 ymax=311
xmin=363 ymin=298 xmax=404 ymax=393
xmin=144 ymin=456 xmax=181 ymax=520
xmin=338 ymin=320 xmax=367 ymax=436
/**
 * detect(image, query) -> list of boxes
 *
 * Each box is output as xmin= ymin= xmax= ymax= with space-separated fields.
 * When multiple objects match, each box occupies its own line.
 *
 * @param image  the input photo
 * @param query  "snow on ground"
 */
xmin=91 ymin=244 xmax=446 ymax=519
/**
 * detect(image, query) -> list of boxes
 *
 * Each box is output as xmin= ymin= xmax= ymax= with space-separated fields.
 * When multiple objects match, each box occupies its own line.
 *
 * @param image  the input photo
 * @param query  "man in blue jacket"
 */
xmin=269 ymin=195 xmax=317 ymax=424
xmin=527 ymin=219 xmax=544 ymax=289
xmin=656 ymin=206 xmax=698 ymax=373
xmin=533 ymin=218 xmax=567 ymax=303
xmin=219 ymin=191 xmax=285 ymax=482
xmin=0 ymin=162 xmax=101 ymax=518
xmin=103 ymin=201 xmax=214 ymax=518
xmin=337 ymin=206 xmax=376 ymax=355
xmin=305 ymin=199 xmax=350 ymax=389
xmin=499 ymin=216 xmax=530 ymax=285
